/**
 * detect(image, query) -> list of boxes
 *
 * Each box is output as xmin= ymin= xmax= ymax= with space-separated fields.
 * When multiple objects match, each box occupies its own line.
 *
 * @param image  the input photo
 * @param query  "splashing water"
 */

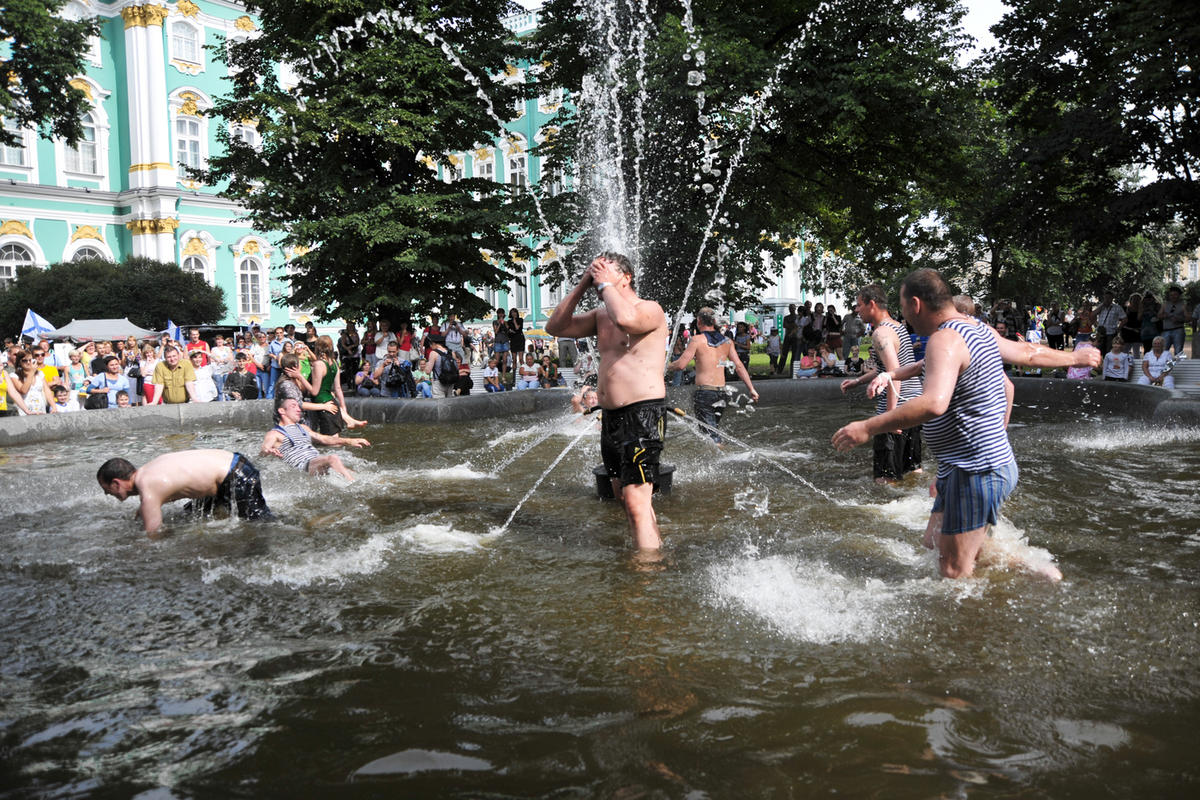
xmin=494 ymin=423 xmax=596 ymax=535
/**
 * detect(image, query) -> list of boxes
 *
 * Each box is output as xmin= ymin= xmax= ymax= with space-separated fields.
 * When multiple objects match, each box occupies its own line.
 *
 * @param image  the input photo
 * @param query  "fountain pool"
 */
xmin=1 ymin=392 xmax=1197 ymax=796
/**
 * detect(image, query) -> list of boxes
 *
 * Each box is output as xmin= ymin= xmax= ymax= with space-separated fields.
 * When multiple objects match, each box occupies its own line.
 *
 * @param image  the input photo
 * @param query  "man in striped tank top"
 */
xmin=833 ymin=270 xmax=1100 ymax=579
xmin=839 ymin=285 xmax=924 ymax=483
xmin=260 ymin=398 xmax=370 ymax=481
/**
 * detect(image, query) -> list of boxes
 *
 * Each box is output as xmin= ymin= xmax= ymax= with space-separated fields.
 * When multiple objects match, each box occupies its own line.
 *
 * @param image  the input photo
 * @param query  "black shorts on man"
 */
xmin=600 ymin=398 xmax=668 ymax=486
xmin=189 ymin=453 xmax=274 ymax=520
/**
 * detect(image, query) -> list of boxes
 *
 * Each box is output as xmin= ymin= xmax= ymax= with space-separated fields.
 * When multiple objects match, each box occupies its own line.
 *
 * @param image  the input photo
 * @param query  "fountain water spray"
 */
xmin=494 ymin=423 xmax=595 ymax=535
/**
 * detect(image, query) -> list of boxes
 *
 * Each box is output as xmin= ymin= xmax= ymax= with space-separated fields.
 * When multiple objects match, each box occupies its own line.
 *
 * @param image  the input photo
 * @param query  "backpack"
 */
xmin=436 ymin=351 xmax=459 ymax=384
xmin=384 ymin=361 xmax=406 ymax=389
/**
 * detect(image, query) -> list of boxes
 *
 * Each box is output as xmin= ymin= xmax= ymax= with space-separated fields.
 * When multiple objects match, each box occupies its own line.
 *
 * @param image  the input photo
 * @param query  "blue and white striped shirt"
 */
xmin=924 ymin=318 xmax=1014 ymax=477
xmin=873 ymin=319 xmax=922 ymax=415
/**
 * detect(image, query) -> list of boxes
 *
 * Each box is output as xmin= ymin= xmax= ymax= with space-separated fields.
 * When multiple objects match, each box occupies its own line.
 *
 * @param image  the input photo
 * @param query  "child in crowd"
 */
xmin=1066 ymin=340 xmax=1098 ymax=380
xmin=51 ymin=384 xmax=81 ymax=413
xmin=411 ymin=359 xmax=433 ymax=398
xmin=115 ymin=390 xmax=132 ymax=408
xmin=483 ymin=356 xmax=505 ymax=392
xmin=1102 ymin=338 xmax=1132 ymax=381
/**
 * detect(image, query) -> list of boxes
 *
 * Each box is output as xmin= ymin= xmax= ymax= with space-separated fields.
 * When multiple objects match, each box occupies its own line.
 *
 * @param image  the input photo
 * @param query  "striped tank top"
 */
xmin=872 ymin=319 xmax=922 ymax=415
xmin=923 ymin=318 xmax=1014 ymax=477
xmin=274 ymin=423 xmax=319 ymax=470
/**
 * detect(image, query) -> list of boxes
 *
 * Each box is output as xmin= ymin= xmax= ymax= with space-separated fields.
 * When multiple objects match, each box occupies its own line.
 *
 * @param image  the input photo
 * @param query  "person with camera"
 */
xmin=372 ymin=340 xmax=415 ymax=398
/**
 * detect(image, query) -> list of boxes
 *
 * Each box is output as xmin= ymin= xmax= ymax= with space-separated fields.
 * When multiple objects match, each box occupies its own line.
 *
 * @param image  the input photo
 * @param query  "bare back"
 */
xmin=595 ymin=300 xmax=668 ymax=409
xmin=685 ymin=333 xmax=736 ymax=386
xmin=135 ymin=449 xmax=236 ymax=505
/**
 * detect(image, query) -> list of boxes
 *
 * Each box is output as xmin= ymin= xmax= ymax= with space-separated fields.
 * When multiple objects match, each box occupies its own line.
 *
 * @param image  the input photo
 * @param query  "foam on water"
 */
xmin=977 ymin=517 xmax=1061 ymax=579
xmin=719 ymin=448 xmax=812 ymax=464
xmin=400 ymin=523 xmax=501 ymax=553
xmin=1062 ymin=426 xmax=1200 ymax=451
xmin=865 ymin=493 xmax=934 ymax=531
xmin=709 ymin=554 xmax=930 ymax=644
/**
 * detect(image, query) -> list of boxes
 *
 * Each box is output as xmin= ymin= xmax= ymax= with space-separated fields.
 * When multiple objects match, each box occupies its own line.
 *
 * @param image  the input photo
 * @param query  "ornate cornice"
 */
xmin=70 ymin=225 xmax=105 ymax=243
xmin=181 ymin=236 xmax=209 ymax=256
xmin=0 ymin=220 xmax=33 ymax=238
xmin=122 ymin=4 xmax=169 ymax=29
xmin=126 ymin=218 xmax=180 ymax=236
xmin=67 ymin=78 xmax=93 ymax=101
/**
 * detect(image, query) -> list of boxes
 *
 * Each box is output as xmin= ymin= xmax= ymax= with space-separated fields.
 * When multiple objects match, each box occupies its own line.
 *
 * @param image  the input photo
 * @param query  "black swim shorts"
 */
xmin=600 ymin=398 xmax=668 ymax=486
xmin=693 ymin=386 xmax=732 ymax=443
xmin=211 ymin=453 xmax=274 ymax=520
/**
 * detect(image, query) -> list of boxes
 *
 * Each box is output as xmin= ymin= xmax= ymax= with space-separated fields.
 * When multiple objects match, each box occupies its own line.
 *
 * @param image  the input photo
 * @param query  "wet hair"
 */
xmin=857 ymin=284 xmax=888 ymax=310
xmin=279 ymin=353 xmax=299 ymax=371
xmin=598 ymin=251 xmax=635 ymax=291
xmin=900 ymin=268 xmax=953 ymax=311
xmin=697 ymin=307 xmax=717 ymax=327
xmin=97 ymin=457 xmax=136 ymax=484
xmin=315 ymin=335 xmax=336 ymax=359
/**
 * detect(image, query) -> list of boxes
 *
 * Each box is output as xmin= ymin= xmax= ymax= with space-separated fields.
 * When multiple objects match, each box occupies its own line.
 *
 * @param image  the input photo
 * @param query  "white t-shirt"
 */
xmin=519 ymin=362 xmax=539 ymax=380
xmin=209 ymin=345 xmax=234 ymax=374
xmin=483 ymin=365 xmax=499 ymax=382
xmin=192 ymin=365 xmax=218 ymax=402
xmin=1144 ymin=349 xmax=1171 ymax=378
xmin=1102 ymin=351 xmax=1131 ymax=379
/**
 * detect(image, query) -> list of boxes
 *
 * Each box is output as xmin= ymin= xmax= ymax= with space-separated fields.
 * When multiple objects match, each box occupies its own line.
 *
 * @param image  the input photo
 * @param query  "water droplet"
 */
xmin=696 ymin=51 xmax=706 ymax=66
xmin=683 ymin=53 xmax=691 ymax=61
xmin=702 ymin=183 xmax=715 ymax=193
xmin=698 ymin=114 xmax=710 ymax=125
xmin=687 ymin=70 xmax=704 ymax=86
xmin=711 ymin=168 xmax=721 ymax=177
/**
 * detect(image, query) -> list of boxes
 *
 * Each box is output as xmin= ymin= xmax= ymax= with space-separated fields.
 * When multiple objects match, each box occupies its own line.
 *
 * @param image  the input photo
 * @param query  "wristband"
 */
xmin=595 ymin=282 xmax=612 ymax=293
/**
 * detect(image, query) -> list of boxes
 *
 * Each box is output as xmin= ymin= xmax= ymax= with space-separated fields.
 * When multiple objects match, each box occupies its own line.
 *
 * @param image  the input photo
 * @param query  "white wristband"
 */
xmin=595 ymin=282 xmax=612 ymax=293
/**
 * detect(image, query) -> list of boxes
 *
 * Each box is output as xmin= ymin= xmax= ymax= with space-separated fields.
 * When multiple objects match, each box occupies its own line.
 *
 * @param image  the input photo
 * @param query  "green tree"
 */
xmin=0 ymin=257 xmax=227 ymax=335
xmin=202 ymin=0 xmax=528 ymax=323
xmin=990 ymin=0 xmax=1200 ymax=248
xmin=0 ymin=0 xmax=99 ymax=147
xmin=529 ymin=0 xmax=977 ymax=314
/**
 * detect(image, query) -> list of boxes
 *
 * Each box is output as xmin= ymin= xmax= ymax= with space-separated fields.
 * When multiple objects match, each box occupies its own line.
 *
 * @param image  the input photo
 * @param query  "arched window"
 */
xmin=170 ymin=21 xmax=201 ymax=65
xmin=474 ymin=151 xmax=494 ymax=180
xmin=71 ymin=246 xmax=106 ymax=262
xmin=183 ymin=255 xmax=207 ymax=277
xmin=1 ymin=118 xmax=26 ymax=166
xmin=512 ymin=277 xmax=528 ymax=310
xmin=238 ymin=257 xmax=264 ymax=315
xmin=507 ymin=154 xmax=527 ymax=188
xmin=64 ymin=111 xmax=98 ymax=174
xmin=230 ymin=123 xmax=259 ymax=149
xmin=176 ymin=116 xmax=202 ymax=170
xmin=0 ymin=242 xmax=33 ymax=287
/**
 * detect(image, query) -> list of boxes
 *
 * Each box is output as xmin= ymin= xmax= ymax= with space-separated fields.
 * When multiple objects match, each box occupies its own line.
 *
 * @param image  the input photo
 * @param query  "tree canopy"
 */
xmin=0 ymin=257 xmax=227 ymax=336
xmin=0 ymin=0 xmax=98 ymax=147
xmin=203 ymin=0 xmax=529 ymax=323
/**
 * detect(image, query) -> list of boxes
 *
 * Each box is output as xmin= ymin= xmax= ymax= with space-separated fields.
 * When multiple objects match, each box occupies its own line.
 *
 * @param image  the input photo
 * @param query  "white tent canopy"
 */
xmin=46 ymin=318 xmax=159 ymax=342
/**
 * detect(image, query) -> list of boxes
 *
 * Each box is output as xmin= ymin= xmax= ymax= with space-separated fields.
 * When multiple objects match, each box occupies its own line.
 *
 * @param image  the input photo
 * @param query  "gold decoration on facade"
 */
xmin=504 ymin=64 xmax=518 ymax=77
xmin=0 ymin=220 xmax=33 ymax=238
xmin=129 ymin=162 xmax=173 ymax=172
xmin=178 ymin=91 xmax=200 ymax=117
xmin=234 ymin=15 xmax=256 ymax=32
xmin=125 ymin=218 xmax=180 ymax=236
xmin=543 ymin=247 xmax=559 ymax=262
xmin=67 ymin=79 xmax=93 ymax=101
xmin=122 ymin=5 xmax=169 ymax=29
xmin=170 ymin=59 xmax=202 ymax=76
xmin=181 ymin=237 xmax=209 ymax=256
xmin=243 ymin=240 xmax=260 ymax=254
xmin=420 ymin=155 xmax=435 ymax=169
xmin=70 ymin=225 xmax=104 ymax=243
xmin=176 ymin=0 xmax=200 ymax=17
xmin=504 ymin=137 xmax=523 ymax=154
xmin=473 ymin=147 xmax=493 ymax=161
xmin=447 ymin=153 xmax=462 ymax=166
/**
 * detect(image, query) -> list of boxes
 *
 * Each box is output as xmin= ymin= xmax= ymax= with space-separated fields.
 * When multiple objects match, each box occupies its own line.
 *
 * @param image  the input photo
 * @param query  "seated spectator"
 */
xmin=354 ymin=364 xmax=381 ymax=397
xmin=482 ymin=356 xmax=505 ymax=392
xmin=516 ymin=352 xmax=541 ymax=389
xmin=224 ymin=352 xmax=260 ymax=400
xmin=50 ymin=383 xmax=81 ymax=413
xmin=571 ymin=385 xmax=598 ymax=414
xmin=845 ymin=352 xmax=865 ymax=375
xmin=1138 ymin=336 xmax=1176 ymax=388
xmin=794 ymin=348 xmax=820 ymax=379
xmin=817 ymin=343 xmax=844 ymax=377
xmin=453 ymin=351 xmax=473 ymax=396
xmin=1102 ymin=338 xmax=1132 ymax=381
xmin=411 ymin=360 xmax=433 ymax=398
xmin=538 ymin=355 xmax=562 ymax=388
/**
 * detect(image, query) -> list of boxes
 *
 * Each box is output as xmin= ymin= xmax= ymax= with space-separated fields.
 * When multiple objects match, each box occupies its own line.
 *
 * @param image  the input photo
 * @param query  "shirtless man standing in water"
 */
xmin=97 ymin=449 xmax=273 ymax=537
xmin=546 ymin=252 xmax=668 ymax=551
xmin=667 ymin=307 xmax=759 ymax=442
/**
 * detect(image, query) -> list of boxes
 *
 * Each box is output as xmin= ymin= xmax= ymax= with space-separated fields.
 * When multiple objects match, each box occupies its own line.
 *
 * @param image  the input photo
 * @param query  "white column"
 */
xmin=122 ymin=4 xmax=174 ymax=192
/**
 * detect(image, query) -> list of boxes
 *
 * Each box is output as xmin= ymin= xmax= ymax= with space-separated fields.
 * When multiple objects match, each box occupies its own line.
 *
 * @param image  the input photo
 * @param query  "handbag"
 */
xmin=84 ymin=391 xmax=109 ymax=410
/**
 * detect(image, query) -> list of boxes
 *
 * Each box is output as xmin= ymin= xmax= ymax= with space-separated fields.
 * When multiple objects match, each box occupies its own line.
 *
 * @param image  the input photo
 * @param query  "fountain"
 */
xmin=2 ymin=2 xmax=1199 ymax=796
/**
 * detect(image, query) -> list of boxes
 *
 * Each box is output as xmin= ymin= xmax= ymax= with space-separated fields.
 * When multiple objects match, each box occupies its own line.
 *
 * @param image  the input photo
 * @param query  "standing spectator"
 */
xmin=1139 ymin=292 xmax=1161 ymax=355
xmin=1120 ymin=294 xmax=1143 ymax=357
xmin=224 ymin=353 xmax=259 ymax=400
xmin=375 ymin=319 xmax=397 ymax=361
xmin=515 ymin=352 xmax=540 ymax=389
xmin=841 ymin=309 xmax=865 ymax=361
xmin=733 ymin=321 xmax=752 ymax=367
xmin=185 ymin=328 xmax=210 ymax=366
xmin=443 ymin=314 xmax=467 ymax=362
xmin=1158 ymin=285 xmax=1187 ymax=355
xmin=6 ymin=350 xmax=53 ymax=414
xmin=1044 ymin=304 xmax=1066 ymax=350
xmin=361 ymin=319 xmax=378 ymax=370
xmin=138 ymin=344 xmax=161 ymax=404
xmin=1138 ymin=336 xmax=1175 ymax=388
xmin=421 ymin=313 xmax=444 ymax=357
xmin=426 ymin=336 xmax=458 ymax=399
xmin=151 ymin=346 xmax=196 ymax=404
xmin=492 ymin=318 xmax=511 ymax=379
xmin=1094 ymin=291 xmax=1126 ymax=356
xmin=85 ymin=355 xmax=132 ymax=408
xmin=249 ymin=331 xmax=271 ymax=399
xmin=1192 ymin=299 xmax=1200 ymax=357
xmin=188 ymin=351 xmax=218 ymax=402
xmin=303 ymin=321 xmax=319 ymax=347
xmin=506 ymin=309 xmax=526 ymax=384
xmin=32 ymin=349 xmax=61 ymax=387
xmin=209 ymin=334 xmax=234 ymax=400
xmin=765 ymin=329 xmax=781 ymax=375
xmin=824 ymin=304 xmax=843 ymax=354
xmin=90 ymin=340 xmax=113 ymax=375
xmin=266 ymin=327 xmax=289 ymax=396
xmin=1102 ymin=338 xmax=1132 ymax=381
xmin=338 ymin=323 xmax=361 ymax=386
xmin=1074 ymin=301 xmax=1095 ymax=342
xmin=64 ymin=348 xmax=89 ymax=393
xmin=779 ymin=303 xmax=798 ymax=375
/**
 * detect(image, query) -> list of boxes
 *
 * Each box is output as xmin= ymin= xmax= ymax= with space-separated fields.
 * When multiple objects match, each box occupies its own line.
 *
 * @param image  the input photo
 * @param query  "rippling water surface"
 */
xmin=1 ymin=398 xmax=1197 ymax=797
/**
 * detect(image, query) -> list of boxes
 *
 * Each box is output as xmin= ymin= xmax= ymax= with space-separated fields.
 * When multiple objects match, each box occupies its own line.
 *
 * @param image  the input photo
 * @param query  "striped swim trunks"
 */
xmin=931 ymin=460 xmax=1018 ymax=535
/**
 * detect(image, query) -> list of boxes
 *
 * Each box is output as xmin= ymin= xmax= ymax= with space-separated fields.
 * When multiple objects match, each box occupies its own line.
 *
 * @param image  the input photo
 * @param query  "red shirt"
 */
xmin=186 ymin=340 xmax=210 ymax=366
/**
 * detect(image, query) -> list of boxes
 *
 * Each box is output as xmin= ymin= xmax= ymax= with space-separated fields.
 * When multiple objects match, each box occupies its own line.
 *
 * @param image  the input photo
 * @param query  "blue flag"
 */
xmin=166 ymin=319 xmax=183 ymax=343
xmin=21 ymin=308 xmax=57 ymax=340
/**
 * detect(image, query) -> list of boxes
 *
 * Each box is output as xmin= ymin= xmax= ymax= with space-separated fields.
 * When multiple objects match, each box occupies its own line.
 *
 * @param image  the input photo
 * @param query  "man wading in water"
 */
xmin=667 ymin=306 xmax=759 ymax=443
xmin=546 ymin=252 xmax=669 ymax=552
